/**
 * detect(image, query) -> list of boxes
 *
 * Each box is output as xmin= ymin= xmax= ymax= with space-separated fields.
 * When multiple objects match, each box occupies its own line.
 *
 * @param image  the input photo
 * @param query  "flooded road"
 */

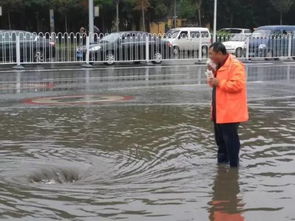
xmin=0 ymin=63 xmax=295 ymax=220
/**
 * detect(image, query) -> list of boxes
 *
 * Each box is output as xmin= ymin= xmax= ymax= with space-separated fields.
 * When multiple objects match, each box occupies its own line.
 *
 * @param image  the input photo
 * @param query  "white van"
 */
xmin=165 ymin=27 xmax=211 ymax=56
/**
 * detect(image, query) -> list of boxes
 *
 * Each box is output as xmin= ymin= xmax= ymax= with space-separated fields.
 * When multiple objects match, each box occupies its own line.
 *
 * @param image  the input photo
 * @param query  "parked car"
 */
xmin=164 ymin=27 xmax=211 ymax=56
xmin=222 ymin=34 xmax=248 ymax=57
xmin=249 ymin=25 xmax=295 ymax=58
xmin=76 ymin=31 xmax=173 ymax=65
xmin=0 ymin=30 xmax=55 ymax=63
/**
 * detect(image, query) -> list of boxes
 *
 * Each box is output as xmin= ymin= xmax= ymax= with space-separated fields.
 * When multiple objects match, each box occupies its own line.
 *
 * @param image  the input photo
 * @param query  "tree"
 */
xmin=150 ymin=0 xmax=169 ymax=20
xmin=52 ymin=0 xmax=80 ymax=32
xmin=179 ymin=0 xmax=196 ymax=23
xmin=93 ymin=0 xmax=116 ymax=32
xmin=23 ymin=0 xmax=49 ymax=31
xmin=0 ymin=0 xmax=24 ymax=29
xmin=134 ymin=0 xmax=150 ymax=31
xmin=270 ymin=0 xmax=295 ymax=24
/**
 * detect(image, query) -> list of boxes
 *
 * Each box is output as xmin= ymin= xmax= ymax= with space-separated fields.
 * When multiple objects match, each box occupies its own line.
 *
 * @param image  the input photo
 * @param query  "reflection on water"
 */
xmin=0 ymin=64 xmax=295 ymax=220
xmin=209 ymin=167 xmax=244 ymax=221
xmin=0 ymin=63 xmax=295 ymax=95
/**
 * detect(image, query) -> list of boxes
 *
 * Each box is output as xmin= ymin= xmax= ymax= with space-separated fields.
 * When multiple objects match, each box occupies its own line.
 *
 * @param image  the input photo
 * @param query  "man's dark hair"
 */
xmin=209 ymin=42 xmax=227 ymax=55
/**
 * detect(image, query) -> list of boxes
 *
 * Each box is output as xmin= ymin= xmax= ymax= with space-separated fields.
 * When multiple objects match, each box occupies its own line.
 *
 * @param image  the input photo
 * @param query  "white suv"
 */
xmin=165 ymin=27 xmax=211 ymax=56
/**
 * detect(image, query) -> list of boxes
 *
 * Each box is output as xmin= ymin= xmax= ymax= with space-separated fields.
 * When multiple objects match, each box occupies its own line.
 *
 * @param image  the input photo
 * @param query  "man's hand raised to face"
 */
xmin=208 ymin=77 xmax=219 ymax=87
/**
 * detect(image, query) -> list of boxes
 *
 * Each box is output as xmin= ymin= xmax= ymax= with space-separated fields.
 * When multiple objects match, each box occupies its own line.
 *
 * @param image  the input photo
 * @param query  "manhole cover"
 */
xmin=23 ymin=94 xmax=134 ymax=105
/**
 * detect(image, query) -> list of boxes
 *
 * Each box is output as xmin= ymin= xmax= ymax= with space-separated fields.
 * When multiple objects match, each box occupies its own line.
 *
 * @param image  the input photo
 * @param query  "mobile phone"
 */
xmin=205 ymin=70 xmax=214 ymax=78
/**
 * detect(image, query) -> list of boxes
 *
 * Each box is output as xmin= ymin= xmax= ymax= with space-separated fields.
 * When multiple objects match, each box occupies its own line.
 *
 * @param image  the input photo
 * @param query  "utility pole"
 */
xmin=213 ymin=0 xmax=217 ymax=42
xmin=89 ymin=0 xmax=94 ymax=42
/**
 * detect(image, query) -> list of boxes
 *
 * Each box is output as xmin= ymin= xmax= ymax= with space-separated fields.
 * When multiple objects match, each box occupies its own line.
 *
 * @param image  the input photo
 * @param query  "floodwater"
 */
xmin=0 ymin=62 xmax=295 ymax=221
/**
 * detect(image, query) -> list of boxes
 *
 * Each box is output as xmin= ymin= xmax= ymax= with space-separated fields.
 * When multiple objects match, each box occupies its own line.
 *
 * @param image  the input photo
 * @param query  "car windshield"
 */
xmin=100 ymin=33 xmax=121 ymax=42
xmin=230 ymin=34 xmax=247 ymax=41
xmin=220 ymin=29 xmax=242 ymax=34
xmin=165 ymin=30 xmax=180 ymax=38
xmin=18 ymin=32 xmax=37 ymax=40
xmin=252 ymin=29 xmax=271 ymax=37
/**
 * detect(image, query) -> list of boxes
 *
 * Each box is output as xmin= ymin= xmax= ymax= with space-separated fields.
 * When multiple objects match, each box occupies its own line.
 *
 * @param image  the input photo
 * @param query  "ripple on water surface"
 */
xmin=0 ymin=99 xmax=294 ymax=220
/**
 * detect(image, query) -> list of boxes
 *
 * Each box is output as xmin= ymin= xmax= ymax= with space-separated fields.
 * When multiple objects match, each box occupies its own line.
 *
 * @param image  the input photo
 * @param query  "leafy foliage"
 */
xmin=0 ymin=0 xmax=294 ymax=32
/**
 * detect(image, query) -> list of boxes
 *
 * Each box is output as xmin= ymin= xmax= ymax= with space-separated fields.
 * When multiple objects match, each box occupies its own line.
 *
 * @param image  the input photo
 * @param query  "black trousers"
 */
xmin=214 ymin=122 xmax=240 ymax=167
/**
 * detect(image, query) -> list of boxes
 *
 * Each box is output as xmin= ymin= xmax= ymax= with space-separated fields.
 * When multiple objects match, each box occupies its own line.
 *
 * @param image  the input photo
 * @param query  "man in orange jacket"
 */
xmin=207 ymin=42 xmax=249 ymax=168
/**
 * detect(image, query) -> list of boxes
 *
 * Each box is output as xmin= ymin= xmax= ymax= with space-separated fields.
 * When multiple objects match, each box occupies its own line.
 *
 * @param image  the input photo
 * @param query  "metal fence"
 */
xmin=1 ymin=31 xmax=295 ymax=67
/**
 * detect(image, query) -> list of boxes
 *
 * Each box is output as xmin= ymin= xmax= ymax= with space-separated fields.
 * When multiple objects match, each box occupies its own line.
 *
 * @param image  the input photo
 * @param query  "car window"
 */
xmin=121 ymin=33 xmax=132 ymax=42
xmin=231 ymin=29 xmax=242 ymax=33
xmin=190 ymin=31 xmax=200 ymax=38
xmin=230 ymin=34 xmax=247 ymax=41
xmin=0 ymin=33 xmax=12 ymax=42
xmin=100 ymin=33 xmax=121 ymax=42
xmin=252 ymin=29 xmax=271 ymax=37
xmin=272 ymin=30 xmax=282 ymax=35
xmin=0 ymin=32 xmax=38 ymax=42
xmin=18 ymin=32 xmax=37 ymax=41
xmin=165 ymin=30 xmax=180 ymax=38
xmin=179 ymin=31 xmax=188 ymax=39
xmin=282 ymin=30 xmax=288 ymax=35
xmin=201 ymin=31 xmax=209 ymax=38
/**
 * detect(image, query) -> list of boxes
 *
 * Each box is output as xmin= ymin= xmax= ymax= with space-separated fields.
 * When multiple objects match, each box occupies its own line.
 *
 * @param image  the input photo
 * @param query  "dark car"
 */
xmin=0 ymin=30 xmax=55 ymax=63
xmin=249 ymin=25 xmax=295 ymax=59
xmin=76 ymin=31 xmax=173 ymax=65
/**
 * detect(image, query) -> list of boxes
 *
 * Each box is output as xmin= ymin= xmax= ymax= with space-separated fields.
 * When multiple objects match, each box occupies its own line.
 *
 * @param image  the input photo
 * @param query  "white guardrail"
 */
xmin=0 ymin=31 xmax=295 ymax=66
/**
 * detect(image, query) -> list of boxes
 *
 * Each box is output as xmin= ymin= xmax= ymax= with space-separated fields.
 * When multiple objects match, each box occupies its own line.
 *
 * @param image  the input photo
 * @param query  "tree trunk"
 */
xmin=142 ymin=1 xmax=145 ymax=31
xmin=36 ymin=12 xmax=40 ymax=32
xmin=280 ymin=11 xmax=283 ymax=25
xmin=196 ymin=0 xmax=202 ymax=26
xmin=230 ymin=13 xmax=233 ymax=27
xmin=65 ymin=15 xmax=68 ymax=32
xmin=8 ymin=11 xmax=11 ymax=29
xmin=198 ymin=8 xmax=201 ymax=26
xmin=174 ymin=0 xmax=177 ymax=28
xmin=116 ymin=1 xmax=119 ymax=32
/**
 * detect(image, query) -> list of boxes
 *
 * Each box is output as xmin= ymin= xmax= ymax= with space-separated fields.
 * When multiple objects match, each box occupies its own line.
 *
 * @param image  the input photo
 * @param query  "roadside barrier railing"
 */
xmin=0 ymin=31 xmax=295 ymax=67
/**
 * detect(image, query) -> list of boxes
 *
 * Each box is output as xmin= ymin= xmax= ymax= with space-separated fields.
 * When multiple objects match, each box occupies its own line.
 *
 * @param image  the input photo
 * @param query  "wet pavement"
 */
xmin=0 ymin=63 xmax=295 ymax=220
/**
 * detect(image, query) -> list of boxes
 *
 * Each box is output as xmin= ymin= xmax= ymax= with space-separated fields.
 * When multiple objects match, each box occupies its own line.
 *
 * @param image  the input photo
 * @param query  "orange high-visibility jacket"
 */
xmin=210 ymin=55 xmax=249 ymax=124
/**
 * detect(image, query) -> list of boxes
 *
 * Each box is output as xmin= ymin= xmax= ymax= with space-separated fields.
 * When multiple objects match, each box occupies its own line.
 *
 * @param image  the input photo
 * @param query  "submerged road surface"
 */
xmin=0 ymin=63 xmax=295 ymax=220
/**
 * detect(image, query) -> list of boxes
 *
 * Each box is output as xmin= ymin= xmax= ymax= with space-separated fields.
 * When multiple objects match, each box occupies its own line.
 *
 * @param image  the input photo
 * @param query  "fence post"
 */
xmin=245 ymin=36 xmax=250 ymax=60
xmin=145 ymin=35 xmax=149 ymax=63
xmin=13 ymin=35 xmax=24 ymax=69
xmin=82 ymin=36 xmax=92 ymax=67
xmin=288 ymin=34 xmax=292 ymax=59
xmin=198 ymin=36 xmax=202 ymax=62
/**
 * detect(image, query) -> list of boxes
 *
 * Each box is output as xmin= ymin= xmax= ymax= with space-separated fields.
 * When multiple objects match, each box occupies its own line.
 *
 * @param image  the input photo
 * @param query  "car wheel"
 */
xmin=35 ymin=51 xmax=44 ymax=62
xmin=235 ymin=48 xmax=244 ymax=57
xmin=202 ymin=46 xmax=208 ymax=57
xmin=173 ymin=46 xmax=180 ymax=58
xmin=152 ymin=52 xmax=163 ymax=64
xmin=105 ymin=52 xmax=115 ymax=65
